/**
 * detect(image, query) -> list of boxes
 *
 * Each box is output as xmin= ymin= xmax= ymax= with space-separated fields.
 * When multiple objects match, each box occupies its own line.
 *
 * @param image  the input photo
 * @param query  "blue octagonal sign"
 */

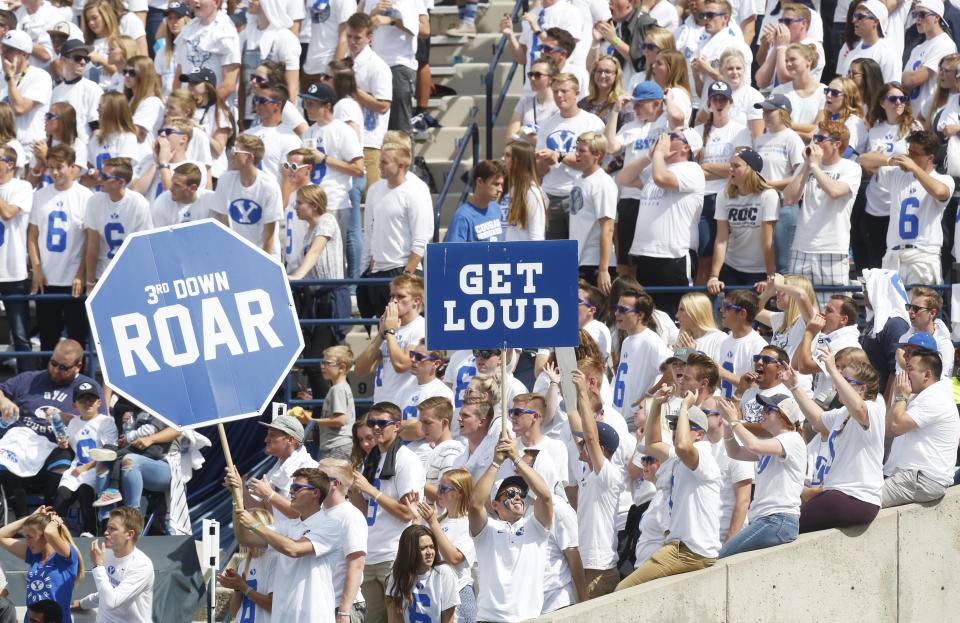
xmin=86 ymin=219 xmax=304 ymax=429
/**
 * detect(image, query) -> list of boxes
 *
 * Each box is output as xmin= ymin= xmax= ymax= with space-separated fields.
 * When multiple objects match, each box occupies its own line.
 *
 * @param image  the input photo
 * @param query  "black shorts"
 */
xmin=45 ymin=447 xmax=74 ymax=471
xmin=416 ymin=35 xmax=430 ymax=65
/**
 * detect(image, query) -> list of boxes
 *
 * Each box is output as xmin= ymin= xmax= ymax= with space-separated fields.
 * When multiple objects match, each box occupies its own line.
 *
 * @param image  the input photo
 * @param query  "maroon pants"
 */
xmin=799 ymin=489 xmax=879 ymax=533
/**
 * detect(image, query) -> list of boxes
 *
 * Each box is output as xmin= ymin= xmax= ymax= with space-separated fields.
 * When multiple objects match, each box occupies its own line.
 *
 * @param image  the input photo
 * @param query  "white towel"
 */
xmin=862 ymin=268 xmax=910 ymax=337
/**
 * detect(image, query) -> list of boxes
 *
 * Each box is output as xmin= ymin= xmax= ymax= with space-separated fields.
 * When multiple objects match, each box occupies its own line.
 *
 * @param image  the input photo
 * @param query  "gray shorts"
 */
xmin=881 ymin=468 xmax=947 ymax=508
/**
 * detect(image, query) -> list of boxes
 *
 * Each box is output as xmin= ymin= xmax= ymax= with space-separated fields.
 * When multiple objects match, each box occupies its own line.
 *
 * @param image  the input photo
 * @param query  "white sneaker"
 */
xmin=445 ymin=22 xmax=476 ymax=37
xmin=88 ymin=448 xmax=117 ymax=462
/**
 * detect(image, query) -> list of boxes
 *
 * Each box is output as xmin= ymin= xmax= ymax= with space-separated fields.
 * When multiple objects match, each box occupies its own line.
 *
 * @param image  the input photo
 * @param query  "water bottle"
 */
xmin=0 ymin=411 xmax=17 ymax=428
xmin=50 ymin=411 xmax=67 ymax=441
xmin=123 ymin=413 xmax=136 ymax=436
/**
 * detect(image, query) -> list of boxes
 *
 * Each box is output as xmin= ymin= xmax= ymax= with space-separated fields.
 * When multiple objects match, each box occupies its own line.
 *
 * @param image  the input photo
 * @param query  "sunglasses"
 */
xmin=812 ymin=134 xmax=840 ymax=143
xmin=437 ymin=485 xmax=456 ymax=494
xmin=851 ymin=12 xmax=876 ymax=20
xmin=540 ymin=44 xmax=564 ymax=54
xmin=884 ymin=95 xmax=908 ymax=104
xmin=762 ymin=405 xmax=783 ymax=416
xmin=158 ymin=127 xmax=185 ymax=137
xmin=473 ymin=349 xmax=501 ymax=358
xmin=281 ymin=161 xmax=311 ymax=171
xmin=499 ymin=487 xmax=526 ymax=501
xmin=701 ymin=408 xmax=721 ymax=416
xmin=578 ymin=297 xmax=595 ymax=309
xmin=254 ymin=95 xmax=282 ymax=105
xmin=640 ymin=456 xmax=658 ymax=465
xmin=698 ymin=11 xmax=727 ymax=18
xmin=905 ymin=303 xmax=934 ymax=313
xmin=912 ymin=10 xmax=939 ymax=19
xmin=122 ymin=68 xmax=136 ymax=77
xmin=723 ymin=302 xmax=744 ymax=311
xmin=844 ymin=376 xmax=865 ymax=386
xmin=319 ymin=359 xmax=341 ymax=367
xmin=641 ymin=42 xmax=659 ymax=50
xmin=778 ymin=16 xmax=805 ymax=24
xmin=753 ymin=354 xmax=783 ymax=366
xmin=614 ymin=304 xmax=640 ymax=314
xmin=231 ymin=148 xmax=253 ymax=158
xmin=527 ymin=71 xmax=552 ymax=79
xmin=289 ymin=483 xmax=317 ymax=494
xmin=48 ymin=358 xmax=78 ymax=371
xmin=668 ymin=421 xmax=704 ymax=431
xmin=318 ymin=72 xmax=332 ymax=81
xmin=410 ymin=351 xmax=438 ymax=362
xmin=100 ymin=173 xmax=125 ymax=183
xmin=44 ymin=112 xmax=59 ymax=120
xmin=251 ymin=75 xmax=269 ymax=85
xmin=824 ymin=87 xmax=845 ymax=97
xmin=69 ymin=54 xmax=89 ymax=63
xmin=367 ymin=419 xmax=398 ymax=429
xmin=0 ymin=154 xmax=12 ymax=165
xmin=509 ymin=407 xmax=538 ymax=418
xmin=669 ymin=132 xmax=688 ymax=144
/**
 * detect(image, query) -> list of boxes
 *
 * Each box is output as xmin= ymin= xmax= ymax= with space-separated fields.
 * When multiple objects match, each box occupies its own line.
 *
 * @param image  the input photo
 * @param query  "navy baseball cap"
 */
xmin=736 ymin=148 xmax=764 ymax=176
xmin=573 ymin=421 xmax=620 ymax=453
xmin=60 ymin=40 xmax=91 ymax=57
xmin=755 ymin=93 xmax=792 ymax=114
xmin=166 ymin=1 xmax=193 ymax=18
xmin=73 ymin=382 xmax=99 ymax=401
xmin=494 ymin=475 xmax=528 ymax=500
xmin=707 ymin=80 xmax=733 ymax=100
xmin=179 ymin=67 xmax=217 ymax=87
xmin=301 ymin=82 xmax=337 ymax=103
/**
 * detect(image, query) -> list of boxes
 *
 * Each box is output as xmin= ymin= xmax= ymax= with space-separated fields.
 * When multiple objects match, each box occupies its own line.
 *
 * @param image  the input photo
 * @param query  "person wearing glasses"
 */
xmin=0 ymin=339 xmax=105 ymax=518
xmin=396 ymin=341 xmax=454 ymax=464
xmin=895 ymin=287 xmax=954 ymax=382
xmin=688 ymin=0 xmax=752 ymax=102
xmin=755 ymin=3 xmax=825 ymax=91
xmin=350 ymin=404 xmax=425 ymax=623
xmin=902 ymin=0 xmax=957 ymax=123
xmin=734 ymin=345 xmax=791 ymax=423
xmin=836 ymin=1 xmax=902 ymax=83
xmin=130 ymin=116 xmax=209 ymax=198
xmin=815 ymin=77 xmax=868 ymax=159
xmin=501 ymin=0 xmax=581 ymax=77
xmin=506 ymin=56 xmax=558 ymax=145
xmin=211 ymin=134 xmax=283 ymax=259
xmin=717 ymin=289 xmax=769 ymax=399
xmin=782 ymin=120 xmax=861 ymax=301
xmin=857 ymin=83 xmax=923 ymax=270
xmin=470 ymin=436 xmax=553 ymax=621
xmin=627 ymin=129 xmax=706 ymax=316
xmin=239 ymin=0 xmax=300 ymax=115
xmin=501 ymin=393 xmax=567 ymax=492
xmin=0 ymin=30 xmax=53 ymax=151
xmin=235 ymin=467 xmax=343 ymax=623
xmin=611 ymin=287 xmax=672 ymax=419
xmin=245 ymin=83 xmax=302 ymax=182
xmin=617 ymin=392 xmax=721 ymax=589
xmin=50 ymin=40 xmax=99 ymax=146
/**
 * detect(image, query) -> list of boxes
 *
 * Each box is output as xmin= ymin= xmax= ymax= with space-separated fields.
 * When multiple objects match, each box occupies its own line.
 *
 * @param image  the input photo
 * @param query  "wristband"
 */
xmin=549 ymin=380 xmax=559 ymax=386
xmin=266 ymin=491 xmax=276 ymax=503
xmin=251 ymin=521 xmax=262 ymax=533
xmin=490 ymin=461 xmax=502 ymax=470
xmin=374 ymin=491 xmax=382 ymax=503
xmin=723 ymin=435 xmax=735 ymax=440
xmin=321 ymin=153 xmax=328 ymax=165
xmin=244 ymin=586 xmax=253 ymax=598
xmin=730 ymin=420 xmax=742 ymax=427
xmin=337 ymin=613 xmax=351 ymax=618
xmin=776 ymin=45 xmax=787 ymax=50
xmin=611 ymin=36 xmax=622 ymax=46
xmin=707 ymin=277 xmax=719 ymax=282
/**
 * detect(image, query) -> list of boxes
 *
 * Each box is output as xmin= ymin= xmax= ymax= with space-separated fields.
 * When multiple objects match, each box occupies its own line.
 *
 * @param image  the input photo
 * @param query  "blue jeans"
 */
xmin=718 ymin=513 xmax=799 ymax=558
xmin=120 ymin=452 xmax=171 ymax=512
xmin=0 ymin=279 xmax=32 ymax=371
xmin=146 ymin=8 xmax=165 ymax=59
xmin=774 ymin=203 xmax=798 ymax=273
xmin=347 ymin=173 xmax=365 ymax=284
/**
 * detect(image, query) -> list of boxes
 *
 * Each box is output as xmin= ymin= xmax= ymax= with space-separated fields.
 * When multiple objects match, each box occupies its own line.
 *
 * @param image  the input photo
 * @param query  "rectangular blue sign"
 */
xmin=425 ymin=240 xmax=579 ymax=350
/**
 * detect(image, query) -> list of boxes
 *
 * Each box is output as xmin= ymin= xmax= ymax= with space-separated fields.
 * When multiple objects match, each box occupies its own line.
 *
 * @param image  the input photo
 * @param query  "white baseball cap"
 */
xmin=858 ymin=0 xmax=889 ymax=33
xmin=916 ymin=0 xmax=945 ymax=17
xmin=1 ymin=30 xmax=32 ymax=54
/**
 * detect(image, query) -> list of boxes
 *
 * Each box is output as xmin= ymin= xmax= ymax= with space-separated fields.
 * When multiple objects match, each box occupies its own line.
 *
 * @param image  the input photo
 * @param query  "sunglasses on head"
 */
xmin=614 ymin=304 xmax=640 ymax=314
xmin=509 ymin=407 xmax=538 ymax=418
xmin=289 ymin=483 xmax=317 ymax=494
xmin=824 ymin=87 xmax=845 ymax=97
xmin=812 ymin=134 xmax=840 ymax=143
xmin=753 ymin=354 xmax=782 ymax=366
xmin=158 ymin=127 xmax=185 ymax=137
xmin=367 ymin=418 xmax=398 ymax=429
xmin=254 ymin=95 xmax=281 ymax=105
xmin=410 ymin=351 xmax=438 ymax=362
xmin=473 ymin=349 xmax=501 ymax=358
xmin=884 ymin=95 xmax=908 ymax=104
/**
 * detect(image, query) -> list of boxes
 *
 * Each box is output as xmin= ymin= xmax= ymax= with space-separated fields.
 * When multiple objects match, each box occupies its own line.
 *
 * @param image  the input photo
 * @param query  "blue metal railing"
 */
xmin=484 ymin=0 xmax=527 ymax=159
xmin=432 ymin=122 xmax=479 ymax=239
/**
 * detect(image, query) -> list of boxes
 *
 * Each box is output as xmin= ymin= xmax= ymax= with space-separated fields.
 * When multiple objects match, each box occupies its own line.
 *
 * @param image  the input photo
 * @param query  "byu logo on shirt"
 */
xmin=229 ymin=199 xmax=263 ymax=224
xmin=546 ymin=130 xmax=577 ymax=155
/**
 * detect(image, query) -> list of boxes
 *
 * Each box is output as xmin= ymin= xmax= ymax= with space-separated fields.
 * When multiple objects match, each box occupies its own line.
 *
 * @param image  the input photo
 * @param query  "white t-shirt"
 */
xmin=615 ymin=116 xmax=671 ymax=200
xmin=334 ymin=97 xmax=364 ymax=132
xmin=536 ymin=110 xmax=605 ymax=196
xmin=87 ymin=132 xmax=142 ymax=171
xmin=425 ymin=439 xmax=465 ymax=486
xmin=78 ymin=547 xmax=154 ymax=623
xmin=748 ymin=430 xmax=805 ymax=521
xmin=513 ymin=93 xmax=558 ymax=129
xmin=211 ymin=170 xmax=284 ymax=261
xmin=630 ymin=161 xmax=705 ymax=258
xmin=696 ymin=120 xmax=752 ymax=195
xmin=387 ymin=565 xmax=460 ymax=623
xmin=175 ymin=14 xmax=242 ymax=78
xmin=754 ymin=128 xmax=804 ymax=185
xmin=264 ymin=446 xmax=318 ymax=530
xmin=373 ymin=315 xmax=425 ymax=404
xmin=771 ymin=83 xmax=826 ymax=125
xmin=438 ymin=515 xmax=476 ymax=591
xmin=575 ymin=458 xmax=623 ymax=570
xmin=864 ymin=121 xmax=917 ymax=217
xmin=820 ymin=397 xmax=886 ymax=505
xmin=729 ymin=84 xmax=764 ymax=127
xmin=398 ymin=378 xmax=454 ymax=463
xmin=304 ymin=0 xmax=358 ymax=73
xmin=365 ymin=445 xmax=426 ymax=564
xmin=351 ymin=45 xmax=392 ymax=149
xmin=718 ymin=330 xmax=769 ymax=398
xmin=696 ymin=27 xmax=753 ymax=100
xmin=473 ymin=513 xmax=550 ymax=622
xmin=542 ymin=498 xmax=578 ymax=605
xmin=518 ymin=2 xmax=583 ymax=68
xmin=503 ymin=185 xmax=547 ymax=241
xmin=28 ymin=183 xmax=92 ymax=287
xmin=153 ymin=188 xmax=215 ymax=228
xmin=323 ymin=500 xmax=368 ymax=606
xmin=896 ymin=322 xmax=955 ymax=382
xmin=269 ymin=510 xmax=340 ymax=621
xmin=879 ymin=166 xmax=954 ymax=253
xmin=361 ymin=177 xmax=433 ymax=272
xmin=715 ymin=188 xmax=779 ymax=273
xmin=792 ymin=158 xmax=861 ymax=253
xmin=302 ymin=119 xmax=363 ymax=212
xmin=708 ymin=439 xmax=754 ymax=540
xmin=570 ymin=168 xmax=617 ymax=266
xmin=584 ymin=318 xmax=613 ymax=371
xmin=0 ymin=65 xmax=52 ymax=147
xmin=612 ymin=328 xmax=672 ymax=412
xmin=664 ymin=442 xmax=722 ymax=558
xmin=837 ymin=39 xmax=903 ymax=84
xmin=368 ymin=0 xmax=420 ymax=70
xmin=884 ymin=379 xmax=960 ymax=486
xmin=903 ymin=32 xmax=957 ymax=120
xmin=51 ymin=78 xmax=102 ymax=144
xmin=740 ymin=383 xmax=789 ymax=424
xmin=245 ymin=123 xmax=303 ymax=182
xmin=694 ymin=329 xmax=728 ymax=364
xmin=58 ymin=413 xmax=118 ymax=492
xmin=131 ymin=96 xmax=164 ymax=142
xmin=0 ymin=179 xmax=33 ymax=282
xmin=83 ymin=191 xmax=152 ymax=278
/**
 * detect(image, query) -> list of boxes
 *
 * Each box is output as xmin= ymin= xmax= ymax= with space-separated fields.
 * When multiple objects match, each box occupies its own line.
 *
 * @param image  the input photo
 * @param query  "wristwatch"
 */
xmin=894 ymin=394 xmax=906 ymax=403
xmin=157 ymin=163 xmax=170 ymax=169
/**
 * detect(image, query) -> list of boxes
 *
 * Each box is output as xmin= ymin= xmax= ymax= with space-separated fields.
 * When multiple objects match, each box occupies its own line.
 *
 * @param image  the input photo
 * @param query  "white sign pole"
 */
xmin=500 ymin=342 xmax=508 ymax=438
xmin=555 ymin=347 xmax=578 ymax=415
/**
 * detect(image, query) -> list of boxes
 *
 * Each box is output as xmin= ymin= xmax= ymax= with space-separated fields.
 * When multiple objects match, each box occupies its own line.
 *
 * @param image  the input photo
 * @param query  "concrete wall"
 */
xmin=535 ymin=488 xmax=960 ymax=623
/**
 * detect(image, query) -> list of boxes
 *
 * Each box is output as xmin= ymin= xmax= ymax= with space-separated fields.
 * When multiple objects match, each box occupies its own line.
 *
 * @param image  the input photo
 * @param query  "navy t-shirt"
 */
xmin=860 ymin=316 xmax=910 ymax=393
xmin=0 ymin=371 xmax=106 ymax=443
xmin=25 ymin=545 xmax=80 ymax=623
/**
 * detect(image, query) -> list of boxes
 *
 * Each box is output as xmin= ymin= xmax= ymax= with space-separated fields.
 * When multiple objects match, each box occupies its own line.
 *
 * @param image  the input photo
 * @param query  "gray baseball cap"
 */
xmin=259 ymin=414 xmax=304 ymax=444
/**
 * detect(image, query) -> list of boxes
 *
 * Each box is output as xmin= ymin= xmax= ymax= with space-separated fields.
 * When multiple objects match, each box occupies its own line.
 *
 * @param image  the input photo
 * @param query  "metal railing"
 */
xmin=484 ymin=0 xmax=527 ymax=159
xmin=432 ymin=122 xmax=479 ymax=238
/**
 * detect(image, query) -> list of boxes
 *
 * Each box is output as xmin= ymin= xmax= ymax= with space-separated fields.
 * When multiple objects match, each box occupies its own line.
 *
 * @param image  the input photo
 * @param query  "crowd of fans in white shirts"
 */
xmin=0 ymin=0 xmax=958 ymax=621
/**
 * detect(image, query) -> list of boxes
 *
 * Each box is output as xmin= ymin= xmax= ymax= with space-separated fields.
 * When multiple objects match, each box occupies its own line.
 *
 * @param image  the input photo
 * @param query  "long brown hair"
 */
xmin=387 ymin=525 xmax=447 ymax=614
xmin=125 ymin=55 xmax=164 ymax=113
xmin=48 ymin=102 xmax=78 ymax=147
xmin=98 ymin=91 xmax=137 ymax=141
xmin=504 ymin=141 xmax=546 ymax=231
xmin=869 ymin=82 xmax=917 ymax=137
xmin=587 ymin=55 xmax=626 ymax=108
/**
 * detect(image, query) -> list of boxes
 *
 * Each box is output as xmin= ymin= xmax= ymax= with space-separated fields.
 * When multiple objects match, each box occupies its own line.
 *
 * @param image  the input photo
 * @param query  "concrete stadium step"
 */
xmin=429 ymin=61 xmax=524 ymax=96
xmin=433 ymin=192 xmax=470 ymax=230
xmin=415 ymin=125 xmax=510 ymax=160
xmin=430 ymin=1 xmax=514 ymax=34
xmin=422 ymin=158 xmax=474 ymax=197
xmin=421 ymin=93 xmax=520 ymax=126
xmin=429 ymin=33 xmax=508 ymax=65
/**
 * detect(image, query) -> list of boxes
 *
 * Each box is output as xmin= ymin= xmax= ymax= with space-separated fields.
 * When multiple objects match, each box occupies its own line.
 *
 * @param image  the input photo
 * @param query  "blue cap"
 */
xmin=707 ymin=80 xmax=733 ymax=100
xmin=735 ymin=148 xmax=764 ymax=175
xmin=573 ymin=422 xmax=620 ymax=453
xmin=632 ymin=80 xmax=664 ymax=101
xmin=897 ymin=331 xmax=938 ymax=352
